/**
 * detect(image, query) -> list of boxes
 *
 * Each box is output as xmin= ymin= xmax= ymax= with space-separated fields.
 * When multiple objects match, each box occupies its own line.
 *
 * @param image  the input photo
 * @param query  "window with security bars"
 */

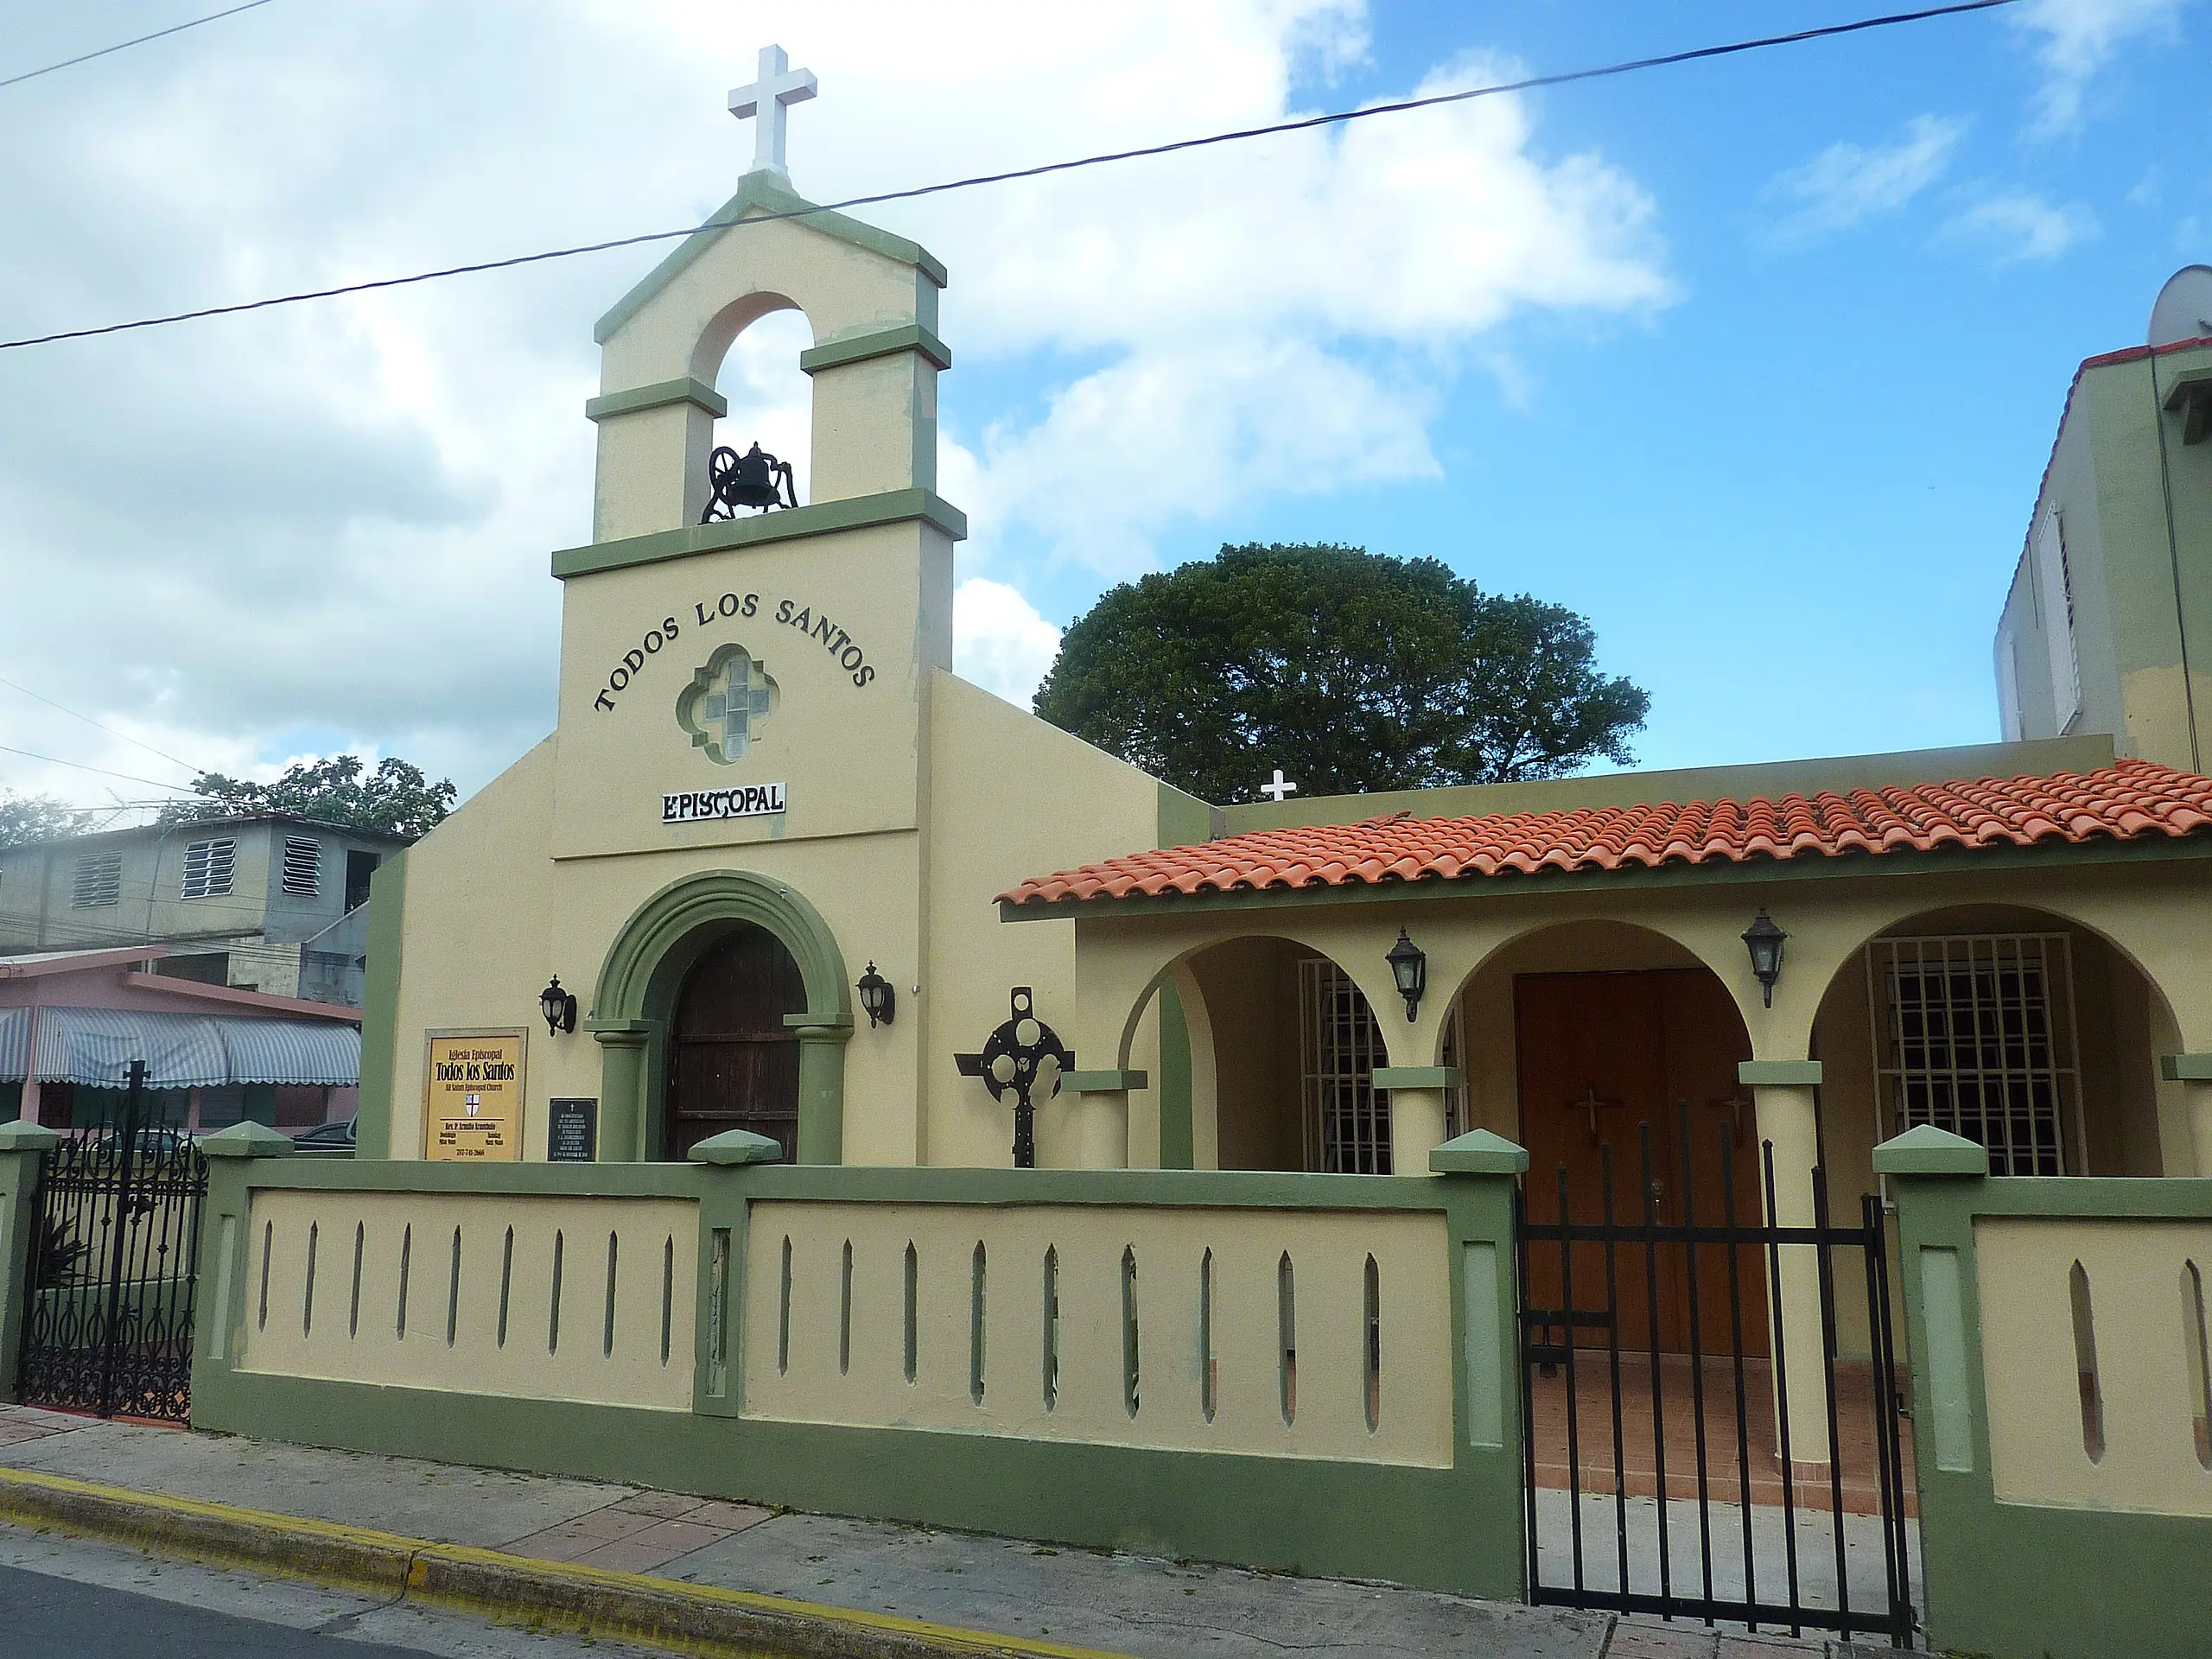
xmin=280 ymin=836 xmax=321 ymax=896
xmin=1866 ymin=934 xmax=2083 ymax=1176
xmin=1299 ymin=957 xmax=1389 ymax=1173
xmin=181 ymin=838 xmax=236 ymax=900
xmin=71 ymin=852 xmax=121 ymax=908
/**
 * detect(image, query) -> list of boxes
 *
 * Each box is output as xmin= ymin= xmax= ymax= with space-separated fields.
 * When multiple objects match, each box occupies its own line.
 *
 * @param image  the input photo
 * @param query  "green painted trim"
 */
xmin=1373 ymin=1066 xmax=1460 ymax=1090
xmin=192 ymin=1370 xmax=1515 ymax=1602
xmin=200 ymin=1122 xmax=294 ymax=1159
xmin=1889 ymin=1169 xmax=2212 ymax=1657
xmin=2160 ymin=1052 xmax=2212 ymax=1081
xmin=998 ymin=810 xmax=2212 ymax=922
xmin=1156 ymin=985 xmax=1193 ymax=1172
xmin=737 ymin=1163 xmax=1453 ymax=1211
xmin=1872 ymin=1125 xmax=1989 ymax=1176
xmin=551 ymin=488 xmax=968 ymax=581
xmin=1738 ymin=1059 xmax=1822 ymax=1086
xmin=2162 ymin=362 xmax=2212 ymax=408
xmin=594 ymin=171 xmax=945 ymax=346
xmin=0 ymin=1122 xmax=60 ymax=1152
xmin=583 ymin=378 xmax=728 ymax=423
xmin=594 ymin=871 xmax=850 ymax=1164
xmin=798 ymin=324 xmax=950 ymax=375
xmin=1429 ymin=1130 xmax=1530 ymax=1176
xmin=0 ymin=1148 xmax=44 ymax=1399
xmin=1155 ymin=781 xmax=1215 ymax=848
xmin=226 ymin=1158 xmax=707 ymax=1198
xmin=1064 ymin=1070 xmax=1147 ymax=1093
xmin=355 ymin=850 xmax=408 ymax=1161
xmin=687 ymin=1129 xmax=783 ymax=1166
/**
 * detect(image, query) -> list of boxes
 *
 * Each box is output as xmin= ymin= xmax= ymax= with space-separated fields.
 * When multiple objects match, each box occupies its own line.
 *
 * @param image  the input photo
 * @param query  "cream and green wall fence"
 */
xmin=1877 ymin=1126 xmax=2212 ymax=1659
xmin=175 ymin=1126 xmax=1531 ymax=1599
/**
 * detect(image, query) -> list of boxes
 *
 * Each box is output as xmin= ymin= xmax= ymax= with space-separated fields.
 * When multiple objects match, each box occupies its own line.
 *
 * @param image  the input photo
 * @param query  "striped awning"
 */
xmin=0 ymin=1007 xmax=359 ymax=1090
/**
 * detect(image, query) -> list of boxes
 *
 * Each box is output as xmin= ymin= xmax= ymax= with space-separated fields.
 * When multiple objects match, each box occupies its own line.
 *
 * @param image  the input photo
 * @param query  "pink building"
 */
xmin=0 ymin=945 xmax=359 ymax=1134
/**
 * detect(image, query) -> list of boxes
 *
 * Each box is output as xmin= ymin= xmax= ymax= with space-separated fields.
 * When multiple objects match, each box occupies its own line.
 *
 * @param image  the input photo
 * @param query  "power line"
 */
xmin=0 ymin=0 xmax=2022 ymax=355
xmin=0 ymin=675 xmax=205 ymax=776
xmin=0 ymin=743 xmax=201 ymax=793
xmin=0 ymin=0 xmax=281 ymax=93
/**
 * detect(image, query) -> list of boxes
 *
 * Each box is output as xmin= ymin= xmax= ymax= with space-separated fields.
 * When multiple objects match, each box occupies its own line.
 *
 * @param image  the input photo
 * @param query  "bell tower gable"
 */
xmin=587 ymin=168 xmax=950 ymax=543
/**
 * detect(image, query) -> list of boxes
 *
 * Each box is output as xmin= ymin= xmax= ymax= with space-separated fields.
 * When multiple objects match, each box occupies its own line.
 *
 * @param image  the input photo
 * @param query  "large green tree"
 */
xmin=158 ymin=754 xmax=456 ymax=840
xmin=0 ymin=792 xmax=93 ymax=849
xmin=1033 ymin=543 xmax=1649 ymax=804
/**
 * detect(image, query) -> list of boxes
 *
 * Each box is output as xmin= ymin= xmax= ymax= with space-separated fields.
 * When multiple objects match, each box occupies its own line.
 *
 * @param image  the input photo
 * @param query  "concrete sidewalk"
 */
xmin=0 ymin=1404 xmax=1878 ymax=1659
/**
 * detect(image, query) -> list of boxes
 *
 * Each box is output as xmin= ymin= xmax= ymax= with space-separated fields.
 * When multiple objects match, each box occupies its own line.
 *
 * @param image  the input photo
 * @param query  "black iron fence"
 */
xmin=16 ymin=1062 xmax=207 ymax=1422
xmin=1516 ymin=1109 xmax=1916 ymax=1646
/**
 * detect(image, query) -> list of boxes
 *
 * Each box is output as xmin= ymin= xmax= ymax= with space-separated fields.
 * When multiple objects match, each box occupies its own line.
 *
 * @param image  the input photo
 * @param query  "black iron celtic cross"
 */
xmin=955 ymin=987 xmax=1074 ymax=1169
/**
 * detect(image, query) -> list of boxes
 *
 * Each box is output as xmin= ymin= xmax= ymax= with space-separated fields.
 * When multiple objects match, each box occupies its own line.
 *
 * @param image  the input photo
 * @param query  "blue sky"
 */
xmin=950 ymin=0 xmax=2205 ymax=777
xmin=0 ymin=0 xmax=2201 ymax=810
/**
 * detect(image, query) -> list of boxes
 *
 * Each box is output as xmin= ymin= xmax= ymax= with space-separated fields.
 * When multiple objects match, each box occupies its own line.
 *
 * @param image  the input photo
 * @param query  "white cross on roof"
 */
xmin=1260 ymin=768 xmax=1298 ymax=804
xmin=728 ymin=45 xmax=817 ymax=181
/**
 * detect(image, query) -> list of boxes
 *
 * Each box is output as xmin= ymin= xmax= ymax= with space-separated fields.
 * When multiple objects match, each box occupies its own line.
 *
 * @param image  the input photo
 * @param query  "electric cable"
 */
xmin=0 ymin=743 xmax=203 ymax=793
xmin=0 ymin=675 xmax=206 ymax=775
xmin=0 ymin=1 xmax=281 ymax=93
xmin=0 ymin=0 xmax=2023 ymax=355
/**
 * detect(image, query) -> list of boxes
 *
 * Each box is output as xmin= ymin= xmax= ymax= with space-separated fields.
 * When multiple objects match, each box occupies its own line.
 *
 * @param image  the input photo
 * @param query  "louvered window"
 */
xmin=72 ymin=852 xmax=121 ymax=908
xmin=181 ymin=838 xmax=236 ymax=900
xmin=2034 ymin=512 xmax=2082 ymax=731
xmin=280 ymin=836 xmax=321 ymax=896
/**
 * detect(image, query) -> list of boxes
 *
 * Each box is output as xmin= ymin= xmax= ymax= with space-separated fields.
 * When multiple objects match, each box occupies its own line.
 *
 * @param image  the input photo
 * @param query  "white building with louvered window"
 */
xmin=0 ymin=814 xmax=410 ymax=1007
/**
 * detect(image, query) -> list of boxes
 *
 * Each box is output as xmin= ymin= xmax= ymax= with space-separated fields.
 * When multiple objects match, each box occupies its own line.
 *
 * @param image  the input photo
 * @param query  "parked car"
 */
xmin=289 ymin=1117 xmax=357 ymax=1155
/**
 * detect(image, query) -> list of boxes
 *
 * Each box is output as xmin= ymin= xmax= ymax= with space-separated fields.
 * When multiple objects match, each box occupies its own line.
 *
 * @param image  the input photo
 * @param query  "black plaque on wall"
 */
xmin=548 ymin=1097 xmax=598 ymax=1163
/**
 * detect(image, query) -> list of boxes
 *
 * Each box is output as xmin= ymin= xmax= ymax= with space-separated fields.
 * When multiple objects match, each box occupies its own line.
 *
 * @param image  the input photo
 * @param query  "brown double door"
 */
xmin=1516 ymin=969 xmax=1767 ymax=1357
xmin=665 ymin=924 xmax=805 ymax=1162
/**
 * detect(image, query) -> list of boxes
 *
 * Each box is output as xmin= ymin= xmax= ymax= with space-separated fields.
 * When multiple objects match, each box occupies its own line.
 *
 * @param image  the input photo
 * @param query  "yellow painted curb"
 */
xmin=0 ymin=1465 xmax=1133 ymax=1659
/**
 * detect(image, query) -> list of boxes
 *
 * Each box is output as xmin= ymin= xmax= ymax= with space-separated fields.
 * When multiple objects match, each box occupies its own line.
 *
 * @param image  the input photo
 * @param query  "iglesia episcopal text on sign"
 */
xmin=664 ymin=782 xmax=787 ymax=823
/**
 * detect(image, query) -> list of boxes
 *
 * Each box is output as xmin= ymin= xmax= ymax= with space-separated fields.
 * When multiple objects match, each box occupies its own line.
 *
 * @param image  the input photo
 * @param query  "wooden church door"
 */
xmin=665 ymin=924 xmax=806 ymax=1161
xmin=1516 ymin=969 xmax=1766 ymax=1357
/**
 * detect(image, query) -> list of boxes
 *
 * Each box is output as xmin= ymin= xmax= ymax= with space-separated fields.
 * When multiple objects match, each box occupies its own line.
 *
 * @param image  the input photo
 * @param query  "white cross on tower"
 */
xmin=728 ymin=45 xmax=817 ymax=181
xmin=1260 ymin=768 xmax=1299 ymax=804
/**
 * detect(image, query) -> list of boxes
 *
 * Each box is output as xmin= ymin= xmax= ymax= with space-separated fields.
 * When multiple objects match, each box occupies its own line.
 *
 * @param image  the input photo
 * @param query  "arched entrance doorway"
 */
xmin=1516 ymin=961 xmax=1764 ymax=1357
xmin=665 ymin=923 xmax=808 ymax=1162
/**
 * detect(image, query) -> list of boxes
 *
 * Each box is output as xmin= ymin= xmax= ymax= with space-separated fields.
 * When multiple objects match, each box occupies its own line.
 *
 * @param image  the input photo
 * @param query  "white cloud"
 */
xmin=1948 ymin=193 xmax=2100 ymax=262
xmin=2015 ymin=0 xmax=2187 ymax=131
xmin=0 ymin=1 xmax=1666 ymax=804
xmin=952 ymin=579 xmax=1063 ymax=709
xmin=1764 ymin=116 xmax=1967 ymax=243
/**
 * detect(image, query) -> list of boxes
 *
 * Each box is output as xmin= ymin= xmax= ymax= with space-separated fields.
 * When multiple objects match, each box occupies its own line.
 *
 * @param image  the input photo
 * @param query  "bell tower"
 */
xmin=549 ymin=51 xmax=964 ymax=862
xmin=583 ymin=49 xmax=951 ymax=541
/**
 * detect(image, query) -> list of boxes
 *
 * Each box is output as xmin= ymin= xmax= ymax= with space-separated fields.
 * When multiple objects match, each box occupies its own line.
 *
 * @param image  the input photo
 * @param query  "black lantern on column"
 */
xmin=1385 ymin=927 xmax=1427 ymax=1021
xmin=1741 ymin=909 xmax=1788 ymax=1008
xmin=538 ymin=975 xmax=578 ymax=1035
xmin=856 ymin=962 xmax=896 ymax=1028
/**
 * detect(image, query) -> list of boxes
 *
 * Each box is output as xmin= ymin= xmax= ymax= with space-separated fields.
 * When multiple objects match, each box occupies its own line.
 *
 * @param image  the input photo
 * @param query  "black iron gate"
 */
xmin=1516 ymin=1109 xmax=1917 ymax=1646
xmin=16 ymin=1062 xmax=207 ymax=1422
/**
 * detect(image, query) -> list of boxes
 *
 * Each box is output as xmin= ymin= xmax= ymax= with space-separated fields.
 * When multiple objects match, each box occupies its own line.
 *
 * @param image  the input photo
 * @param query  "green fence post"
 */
xmin=1872 ymin=1124 xmax=1989 ymax=1656
xmin=0 ymin=1121 xmax=60 ymax=1400
xmin=189 ymin=1121 xmax=294 ymax=1431
xmin=1431 ymin=1128 xmax=1531 ymax=1602
xmin=688 ymin=1128 xmax=778 ymax=1419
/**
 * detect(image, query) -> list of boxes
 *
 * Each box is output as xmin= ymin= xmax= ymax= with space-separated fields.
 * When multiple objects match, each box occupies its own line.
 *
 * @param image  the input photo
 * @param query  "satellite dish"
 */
xmin=2148 ymin=264 xmax=2212 ymax=347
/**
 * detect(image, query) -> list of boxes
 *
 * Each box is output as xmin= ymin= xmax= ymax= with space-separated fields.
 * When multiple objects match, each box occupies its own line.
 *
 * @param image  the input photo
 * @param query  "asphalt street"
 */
xmin=0 ymin=1527 xmax=657 ymax=1658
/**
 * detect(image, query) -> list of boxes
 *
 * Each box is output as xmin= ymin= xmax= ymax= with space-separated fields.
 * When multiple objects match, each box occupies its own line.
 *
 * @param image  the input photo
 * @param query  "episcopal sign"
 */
xmin=423 ymin=1031 xmax=525 ymax=1161
xmin=664 ymin=782 xmax=787 ymax=823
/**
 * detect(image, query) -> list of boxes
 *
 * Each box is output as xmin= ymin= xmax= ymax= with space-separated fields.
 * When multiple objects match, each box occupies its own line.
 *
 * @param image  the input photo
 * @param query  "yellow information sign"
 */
xmin=423 ymin=1031 xmax=525 ymax=1161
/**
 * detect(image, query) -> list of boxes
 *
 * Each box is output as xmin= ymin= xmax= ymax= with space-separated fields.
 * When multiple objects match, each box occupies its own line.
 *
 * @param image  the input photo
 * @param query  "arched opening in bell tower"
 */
xmin=705 ymin=305 xmax=814 ymax=511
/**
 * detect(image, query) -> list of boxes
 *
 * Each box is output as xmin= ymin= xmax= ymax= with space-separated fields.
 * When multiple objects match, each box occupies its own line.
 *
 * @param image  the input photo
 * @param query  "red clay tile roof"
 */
xmin=1000 ymin=760 xmax=2212 ymax=906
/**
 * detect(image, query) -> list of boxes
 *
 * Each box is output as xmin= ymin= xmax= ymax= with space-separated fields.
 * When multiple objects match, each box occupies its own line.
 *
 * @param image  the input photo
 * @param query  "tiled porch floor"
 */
xmin=1528 ymin=1356 xmax=1917 ymax=1519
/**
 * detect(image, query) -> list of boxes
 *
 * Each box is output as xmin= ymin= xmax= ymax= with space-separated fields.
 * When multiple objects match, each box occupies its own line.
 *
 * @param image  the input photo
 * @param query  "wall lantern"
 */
xmin=1384 ymin=928 xmax=1427 ymax=1022
xmin=538 ymin=975 xmax=578 ymax=1036
xmin=1741 ymin=909 xmax=1788 ymax=1008
xmin=855 ymin=962 xmax=897 ymax=1028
